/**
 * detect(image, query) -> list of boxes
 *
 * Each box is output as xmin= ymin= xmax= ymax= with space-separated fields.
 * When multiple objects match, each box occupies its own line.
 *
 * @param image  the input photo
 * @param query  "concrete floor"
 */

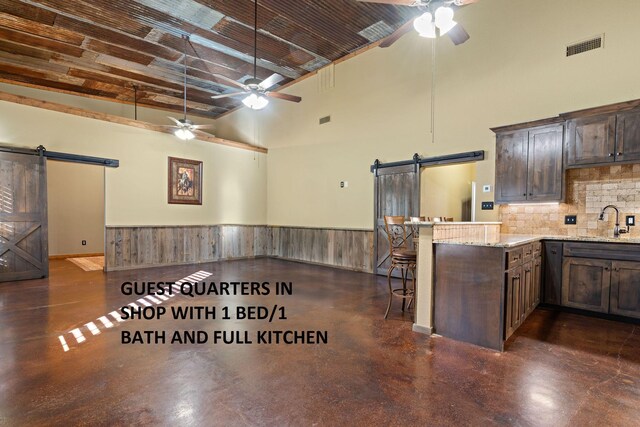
xmin=0 ymin=258 xmax=638 ymax=426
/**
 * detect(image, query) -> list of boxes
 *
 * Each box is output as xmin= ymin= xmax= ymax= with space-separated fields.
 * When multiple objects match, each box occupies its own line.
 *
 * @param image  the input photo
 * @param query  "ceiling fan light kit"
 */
xmin=174 ymin=127 xmax=195 ymax=141
xmin=414 ymin=6 xmax=457 ymax=38
xmin=242 ymin=93 xmax=269 ymax=110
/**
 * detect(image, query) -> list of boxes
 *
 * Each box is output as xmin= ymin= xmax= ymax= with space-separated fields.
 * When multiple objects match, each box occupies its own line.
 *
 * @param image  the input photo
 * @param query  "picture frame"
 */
xmin=168 ymin=157 xmax=202 ymax=205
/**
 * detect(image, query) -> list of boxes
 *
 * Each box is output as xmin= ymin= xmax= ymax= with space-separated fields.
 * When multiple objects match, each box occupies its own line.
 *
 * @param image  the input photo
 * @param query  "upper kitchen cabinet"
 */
xmin=494 ymin=121 xmax=564 ymax=204
xmin=616 ymin=109 xmax=640 ymax=162
xmin=566 ymin=114 xmax=616 ymax=166
xmin=565 ymin=107 xmax=640 ymax=167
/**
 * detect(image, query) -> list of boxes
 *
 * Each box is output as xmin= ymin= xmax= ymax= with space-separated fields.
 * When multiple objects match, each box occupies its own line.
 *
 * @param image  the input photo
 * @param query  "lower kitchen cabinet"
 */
xmin=504 ymin=243 xmax=541 ymax=340
xmin=562 ymin=257 xmax=611 ymax=313
xmin=610 ymin=261 xmax=640 ymax=319
xmin=543 ymin=242 xmax=563 ymax=304
xmin=505 ymin=266 xmax=523 ymax=339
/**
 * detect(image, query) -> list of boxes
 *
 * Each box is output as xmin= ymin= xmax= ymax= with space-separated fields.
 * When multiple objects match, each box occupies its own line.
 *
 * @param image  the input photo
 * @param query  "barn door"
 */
xmin=0 ymin=151 xmax=48 ymax=282
xmin=373 ymin=164 xmax=420 ymax=276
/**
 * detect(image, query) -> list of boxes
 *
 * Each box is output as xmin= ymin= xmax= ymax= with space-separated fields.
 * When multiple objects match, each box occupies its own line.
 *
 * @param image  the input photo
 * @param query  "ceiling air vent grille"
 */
xmin=566 ymin=35 xmax=604 ymax=57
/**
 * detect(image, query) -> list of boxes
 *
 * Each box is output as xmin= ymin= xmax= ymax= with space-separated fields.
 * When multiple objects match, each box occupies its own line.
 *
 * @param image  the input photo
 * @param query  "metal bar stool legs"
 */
xmin=384 ymin=259 xmax=416 ymax=319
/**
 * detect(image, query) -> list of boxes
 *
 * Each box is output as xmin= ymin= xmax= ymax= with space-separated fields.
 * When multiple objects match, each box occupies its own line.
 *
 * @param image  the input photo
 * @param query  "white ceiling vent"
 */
xmin=566 ymin=34 xmax=604 ymax=57
xmin=318 ymin=64 xmax=335 ymax=93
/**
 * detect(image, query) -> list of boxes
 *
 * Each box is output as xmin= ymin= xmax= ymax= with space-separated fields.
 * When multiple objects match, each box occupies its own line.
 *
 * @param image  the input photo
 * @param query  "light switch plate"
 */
xmin=482 ymin=185 xmax=491 ymax=193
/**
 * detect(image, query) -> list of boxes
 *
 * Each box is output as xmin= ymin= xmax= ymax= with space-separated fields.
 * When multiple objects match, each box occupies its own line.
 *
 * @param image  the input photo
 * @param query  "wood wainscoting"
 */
xmin=105 ymin=225 xmax=373 ymax=273
xmin=270 ymin=226 xmax=373 ymax=272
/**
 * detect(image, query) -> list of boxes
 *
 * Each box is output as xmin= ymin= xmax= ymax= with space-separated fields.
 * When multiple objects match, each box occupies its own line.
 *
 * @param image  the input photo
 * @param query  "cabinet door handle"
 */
xmin=529 ymin=193 xmax=533 ymax=196
xmin=523 ymin=193 xmax=526 ymax=196
xmin=604 ymin=267 xmax=610 ymax=271
xmin=608 ymin=153 xmax=613 ymax=157
xmin=617 ymin=152 xmax=622 ymax=156
xmin=551 ymin=250 xmax=557 ymax=254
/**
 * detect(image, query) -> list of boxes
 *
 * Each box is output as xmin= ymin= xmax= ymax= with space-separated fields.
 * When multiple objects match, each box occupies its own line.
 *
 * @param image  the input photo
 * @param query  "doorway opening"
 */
xmin=47 ymin=160 xmax=105 ymax=271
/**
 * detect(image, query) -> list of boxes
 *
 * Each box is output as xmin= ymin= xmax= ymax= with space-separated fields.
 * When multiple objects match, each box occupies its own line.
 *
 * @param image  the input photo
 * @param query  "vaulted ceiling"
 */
xmin=0 ymin=0 xmax=415 ymax=118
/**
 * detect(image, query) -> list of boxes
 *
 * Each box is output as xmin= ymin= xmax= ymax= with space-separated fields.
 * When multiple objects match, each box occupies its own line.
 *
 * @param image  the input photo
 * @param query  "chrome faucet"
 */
xmin=598 ymin=205 xmax=629 ymax=238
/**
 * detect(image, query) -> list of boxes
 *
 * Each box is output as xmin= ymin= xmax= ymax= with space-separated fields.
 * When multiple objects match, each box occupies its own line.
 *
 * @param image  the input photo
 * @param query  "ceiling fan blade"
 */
xmin=379 ymin=20 xmax=414 ymax=48
xmin=266 ymin=92 xmax=302 ymax=103
xmin=157 ymin=125 xmax=178 ymax=129
xmin=356 ymin=0 xmax=420 ymax=5
xmin=259 ymin=73 xmax=285 ymax=90
xmin=212 ymin=91 xmax=248 ymax=99
xmin=167 ymin=116 xmax=182 ymax=126
xmin=191 ymin=124 xmax=215 ymax=130
xmin=447 ymin=24 xmax=470 ymax=45
xmin=213 ymin=74 xmax=248 ymax=90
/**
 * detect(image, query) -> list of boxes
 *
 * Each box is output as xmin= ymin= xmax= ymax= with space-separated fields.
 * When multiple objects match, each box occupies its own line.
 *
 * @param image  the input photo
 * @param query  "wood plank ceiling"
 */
xmin=0 ymin=0 xmax=414 ymax=118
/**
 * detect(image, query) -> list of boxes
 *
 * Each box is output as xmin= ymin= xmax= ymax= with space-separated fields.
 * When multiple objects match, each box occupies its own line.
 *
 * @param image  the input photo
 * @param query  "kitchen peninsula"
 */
xmin=429 ymin=232 xmax=640 ymax=351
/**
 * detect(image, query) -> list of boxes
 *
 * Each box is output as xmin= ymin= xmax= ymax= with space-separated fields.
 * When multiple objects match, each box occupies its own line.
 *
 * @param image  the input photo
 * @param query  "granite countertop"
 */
xmin=405 ymin=221 xmax=502 ymax=227
xmin=434 ymin=234 xmax=640 ymax=247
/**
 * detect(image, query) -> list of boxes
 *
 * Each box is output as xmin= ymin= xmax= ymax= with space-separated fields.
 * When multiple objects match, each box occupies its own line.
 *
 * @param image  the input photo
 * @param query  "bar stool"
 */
xmin=383 ymin=215 xmax=417 ymax=319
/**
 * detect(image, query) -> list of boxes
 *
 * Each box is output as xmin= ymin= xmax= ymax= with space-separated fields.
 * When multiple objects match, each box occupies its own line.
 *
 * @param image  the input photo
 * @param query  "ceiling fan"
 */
xmin=357 ymin=0 xmax=479 ymax=48
xmin=211 ymin=0 xmax=301 ymax=110
xmin=162 ymin=35 xmax=214 ymax=140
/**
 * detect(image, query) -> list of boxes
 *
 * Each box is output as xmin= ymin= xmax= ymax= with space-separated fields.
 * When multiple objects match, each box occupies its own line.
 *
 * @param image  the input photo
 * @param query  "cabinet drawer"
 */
xmin=506 ymin=247 xmax=523 ymax=269
xmin=563 ymin=242 xmax=640 ymax=262
xmin=532 ymin=241 xmax=542 ymax=257
xmin=522 ymin=244 xmax=534 ymax=263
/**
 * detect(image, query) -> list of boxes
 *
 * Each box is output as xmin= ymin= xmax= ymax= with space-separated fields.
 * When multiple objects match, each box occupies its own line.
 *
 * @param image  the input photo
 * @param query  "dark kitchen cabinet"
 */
xmin=495 ymin=124 xmax=563 ymax=203
xmin=543 ymin=241 xmax=563 ymax=305
xmin=566 ymin=108 xmax=640 ymax=166
xmin=495 ymin=130 xmax=529 ymax=203
xmin=610 ymin=261 xmax=640 ymax=319
xmin=532 ymin=254 xmax=542 ymax=308
xmin=616 ymin=109 xmax=640 ymax=162
xmin=527 ymin=126 xmax=564 ymax=201
xmin=566 ymin=114 xmax=616 ymax=166
xmin=504 ymin=242 xmax=540 ymax=340
xmin=505 ymin=265 xmax=523 ymax=340
xmin=562 ymin=257 xmax=611 ymax=313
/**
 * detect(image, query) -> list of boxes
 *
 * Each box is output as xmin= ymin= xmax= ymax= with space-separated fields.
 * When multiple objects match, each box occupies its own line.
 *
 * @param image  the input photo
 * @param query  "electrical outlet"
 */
xmin=482 ymin=185 xmax=491 ymax=193
xmin=481 ymin=201 xmax=494 ymax=210
xmin=565 ymin=215 xmax=577 ymax=225
xmin=340 ymin=181 xmax=348 ymax=188
xmin=82 ymin=240 xmax=87 ymax=245
xmin=626 ymin=215 xmax=635 ymax=226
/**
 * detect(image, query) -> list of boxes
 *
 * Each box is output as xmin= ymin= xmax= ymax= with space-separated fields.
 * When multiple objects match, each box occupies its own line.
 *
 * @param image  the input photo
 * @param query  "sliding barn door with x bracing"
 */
xmin=373 ymin=164 xmax=420 ymax=276
xmin=0 ymin=152 xmax=48 ymax=282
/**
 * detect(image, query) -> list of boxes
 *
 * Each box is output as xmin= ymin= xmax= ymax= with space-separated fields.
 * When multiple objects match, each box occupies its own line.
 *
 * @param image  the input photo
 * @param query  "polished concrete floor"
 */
xmin=0 ymin=258 xmax=638 ymax=426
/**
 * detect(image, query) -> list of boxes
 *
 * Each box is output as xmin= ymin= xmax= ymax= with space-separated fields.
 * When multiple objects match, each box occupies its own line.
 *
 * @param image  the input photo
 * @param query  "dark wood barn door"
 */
xmin=373 ymin=164 xmax=420 ymax=276
xmin=0 ymin=152 xmax=48 ymax=282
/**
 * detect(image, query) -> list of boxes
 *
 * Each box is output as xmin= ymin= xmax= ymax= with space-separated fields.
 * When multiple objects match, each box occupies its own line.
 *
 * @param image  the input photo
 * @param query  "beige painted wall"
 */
xmin=216 ymin=0 xmax=640 ymax=229
xmin=0 ymin=101 xmax=267 ymax=227
xmin=47 ymin=161 xmax=105 ymax=255
xmin=421 ymin=163 xmax=475 ymax=222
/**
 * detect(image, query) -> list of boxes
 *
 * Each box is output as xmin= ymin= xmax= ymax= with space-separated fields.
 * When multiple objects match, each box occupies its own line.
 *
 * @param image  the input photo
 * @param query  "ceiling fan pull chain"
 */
xmin=431 ymin=39 xmax=436 ymax=144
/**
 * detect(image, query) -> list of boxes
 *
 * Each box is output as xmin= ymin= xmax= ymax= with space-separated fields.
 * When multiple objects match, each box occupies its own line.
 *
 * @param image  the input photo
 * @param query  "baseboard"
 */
xmin=50 ymin=253 xmax=104 ymax=260
xmin=268 ymin=256 xmax=373 ymax=274
xmin=103 ymin=255 xmax=268 ymax=272
xmin=412 ymin=324 xmax=433 ymax=335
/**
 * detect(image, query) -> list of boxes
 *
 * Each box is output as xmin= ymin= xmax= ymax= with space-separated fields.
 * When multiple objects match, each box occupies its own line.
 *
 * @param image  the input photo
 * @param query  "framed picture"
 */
xmin=168 ymin=157 xmax=202 ymax=205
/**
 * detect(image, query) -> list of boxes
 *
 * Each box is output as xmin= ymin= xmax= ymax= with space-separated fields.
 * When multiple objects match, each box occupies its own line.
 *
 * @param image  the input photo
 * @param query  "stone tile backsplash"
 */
xmin=499 ymin=164 xmax=640 ymax=238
